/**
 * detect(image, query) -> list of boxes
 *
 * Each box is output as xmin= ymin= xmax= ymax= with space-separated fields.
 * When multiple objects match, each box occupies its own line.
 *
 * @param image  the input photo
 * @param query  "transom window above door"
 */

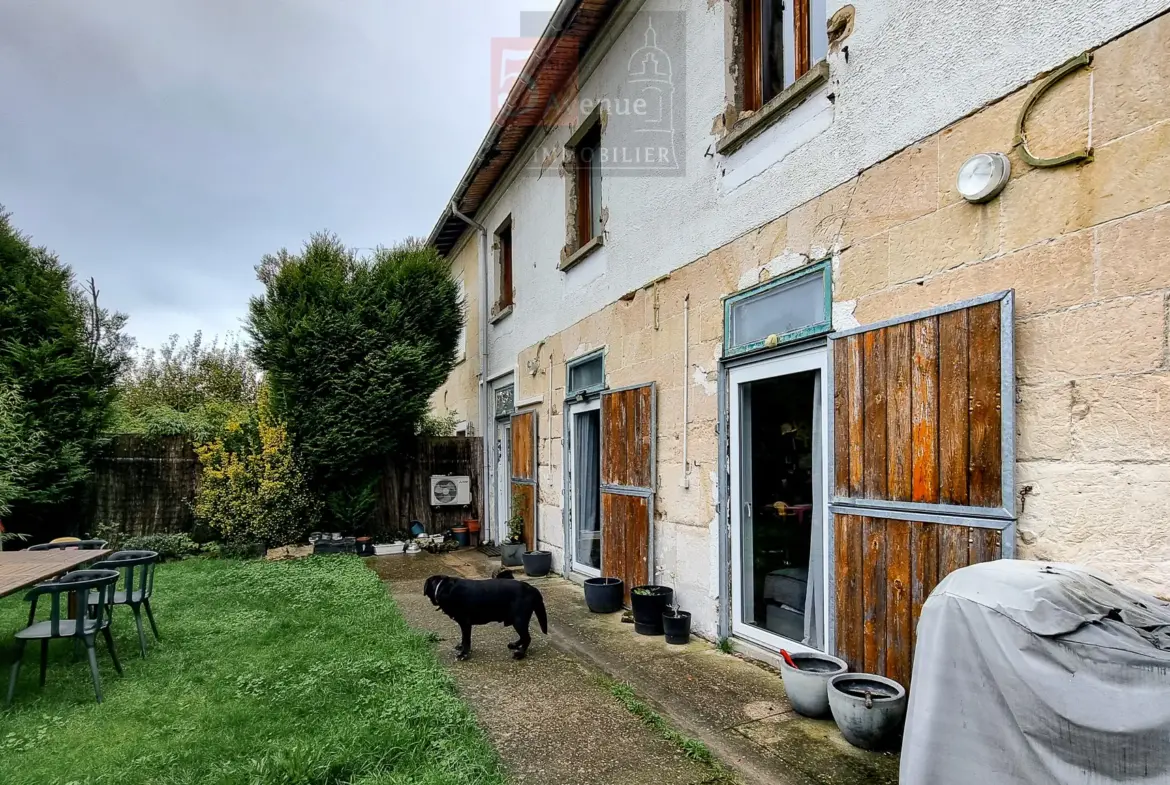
xmin=723 ymin=261 xmax=831 ymax=357
xmin=566 ymin=351 xmax=605 ymax=398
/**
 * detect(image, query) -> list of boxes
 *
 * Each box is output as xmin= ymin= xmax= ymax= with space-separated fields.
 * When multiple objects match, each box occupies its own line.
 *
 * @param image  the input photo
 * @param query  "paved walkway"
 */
xmin=371 ymin=551 xmax=899 ymax=785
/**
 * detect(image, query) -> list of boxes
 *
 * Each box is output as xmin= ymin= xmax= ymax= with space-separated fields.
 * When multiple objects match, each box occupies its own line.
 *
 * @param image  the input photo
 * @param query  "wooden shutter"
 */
xmin=830 ymin=291 xmax=1014 ymax=686
xmin=510 ymin=410 xmax=538 ymax=550
xmin=600 ymin=383 xmax=655 ymax=604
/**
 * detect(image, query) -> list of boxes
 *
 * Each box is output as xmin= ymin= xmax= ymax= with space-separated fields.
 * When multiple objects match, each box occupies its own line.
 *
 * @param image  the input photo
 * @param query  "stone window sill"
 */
xmin=716 ymin=61 xmax=830 ymax=157
xmin=559 ymin=236 xmax=605 ymax=272
xmin=490 ymin=304 xmax=514 ymax=325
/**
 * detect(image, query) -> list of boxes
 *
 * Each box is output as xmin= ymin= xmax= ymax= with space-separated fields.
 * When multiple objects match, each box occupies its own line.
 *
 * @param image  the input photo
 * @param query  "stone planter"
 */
xmin=500 ymin=542 xmax=524 ymax=567
xmin=584 ymin=577 xmax=624 ymax=613
xmin=778 ymin=652 xmax=849 ymax=718
xmin=521 ymin=550 xmax=552 ymax=577
xmin=828 ymin=673 xmax=907 ymax=751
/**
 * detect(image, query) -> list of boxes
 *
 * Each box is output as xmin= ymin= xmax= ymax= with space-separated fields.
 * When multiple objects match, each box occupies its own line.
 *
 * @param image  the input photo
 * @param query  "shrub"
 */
xmin=120 ymin=533 xmax=200 ymax=561
xmin=193 ymin=386 xmax=320 ymax=547
xmin=0 ymin=382 xmax=45 ymax=521
xmin=0 ymin=208 xmax=128 ymax=535
xmin=112 ymin=332 xmax=258 ymax=442
xmin=247 ymin=235 xmax=462 ymax=523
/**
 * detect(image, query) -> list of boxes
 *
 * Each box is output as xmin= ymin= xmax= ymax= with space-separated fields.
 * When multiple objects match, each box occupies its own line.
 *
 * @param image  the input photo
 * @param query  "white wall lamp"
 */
xmin=954 ymin=152 xmax=1010 ymax=204
xmin=956 ymin=152 xmax=1012 ymax=203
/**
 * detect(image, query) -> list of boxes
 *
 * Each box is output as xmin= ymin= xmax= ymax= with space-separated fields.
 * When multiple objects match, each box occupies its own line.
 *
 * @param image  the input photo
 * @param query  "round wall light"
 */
xmin=956 ymin=152 xmax=1011 ymax=203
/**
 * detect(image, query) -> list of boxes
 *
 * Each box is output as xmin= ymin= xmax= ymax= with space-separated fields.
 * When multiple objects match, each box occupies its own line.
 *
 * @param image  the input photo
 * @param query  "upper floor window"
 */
xmin=494 ymin=217 xmax=514 ymax=316
xmin=740 ymin=0 xmax=828 ymax=111
xmin=574 ymin=122 xmax=604 ymax=248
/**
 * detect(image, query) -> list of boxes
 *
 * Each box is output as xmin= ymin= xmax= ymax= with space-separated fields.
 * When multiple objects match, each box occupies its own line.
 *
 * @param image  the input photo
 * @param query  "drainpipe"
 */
xmin=450 ymin=201 xmax=492 ymax=537
xmin=682 ymin=293 xmax=690 ymax=489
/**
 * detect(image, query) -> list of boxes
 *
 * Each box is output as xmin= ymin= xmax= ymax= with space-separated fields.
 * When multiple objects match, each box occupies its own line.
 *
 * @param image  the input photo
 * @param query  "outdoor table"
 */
xmin=0 ymin=549 xmax=112 ymax=600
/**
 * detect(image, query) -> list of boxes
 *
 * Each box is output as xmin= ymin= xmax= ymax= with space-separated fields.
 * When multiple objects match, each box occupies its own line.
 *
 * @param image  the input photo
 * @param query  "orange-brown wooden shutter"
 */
xmin=510 ymin=410 xmax=538 ymax=550
xmin=830 ymin=291 xmax=1014 ymax=687
xmin=599 ymin=383 xmax=655 ymax=604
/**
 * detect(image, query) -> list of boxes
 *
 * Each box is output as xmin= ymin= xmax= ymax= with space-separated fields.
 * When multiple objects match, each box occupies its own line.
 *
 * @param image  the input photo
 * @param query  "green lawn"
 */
xmin=0 ymin=556 xmax=507 ymax=785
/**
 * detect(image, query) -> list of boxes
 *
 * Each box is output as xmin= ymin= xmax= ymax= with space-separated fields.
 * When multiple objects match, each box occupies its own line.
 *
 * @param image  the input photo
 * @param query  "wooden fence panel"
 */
xmin=374 ymin=437 xmax=484 ymax=537
xmin=87 ymin=435 xmax=200 ymax=537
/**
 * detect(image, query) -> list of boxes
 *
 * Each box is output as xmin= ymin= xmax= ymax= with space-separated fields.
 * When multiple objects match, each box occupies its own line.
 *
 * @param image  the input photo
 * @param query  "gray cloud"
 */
xmin=0 ymin=0 xmax=556 ymax=348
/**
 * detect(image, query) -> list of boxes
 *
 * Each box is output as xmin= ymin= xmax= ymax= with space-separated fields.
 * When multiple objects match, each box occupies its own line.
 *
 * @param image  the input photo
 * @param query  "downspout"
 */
xmin=450 ymin=201 xmax=492 ymax=538
xmin=682 ymin=293 xmax=690 ymax=489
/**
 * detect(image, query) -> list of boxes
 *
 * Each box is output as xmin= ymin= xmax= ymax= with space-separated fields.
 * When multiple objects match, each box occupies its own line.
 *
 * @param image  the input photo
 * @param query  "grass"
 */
xmin=605 ymin=680 xmax=737 ymax=784
xmin=0 ymin=556 xmax=506 ymax=785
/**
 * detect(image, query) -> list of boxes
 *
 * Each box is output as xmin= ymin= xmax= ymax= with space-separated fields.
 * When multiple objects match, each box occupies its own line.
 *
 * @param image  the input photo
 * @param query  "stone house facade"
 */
xmin=427 ymin=0 xmax=1170 ymax=675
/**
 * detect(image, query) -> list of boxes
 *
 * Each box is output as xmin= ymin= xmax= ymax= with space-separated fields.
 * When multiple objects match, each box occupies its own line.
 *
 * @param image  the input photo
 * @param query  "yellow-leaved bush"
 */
xmin=193 ymin=385 xmax=320 ymax=547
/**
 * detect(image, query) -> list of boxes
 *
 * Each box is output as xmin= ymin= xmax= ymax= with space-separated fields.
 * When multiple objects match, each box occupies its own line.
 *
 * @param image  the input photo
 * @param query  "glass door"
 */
xmin=494 ymin=419 xmax=511 ymax=544
xmin=729 ymin=347 xmax=829 ymax=653
xmin=567 ymin=398 xmax=602 ymax=576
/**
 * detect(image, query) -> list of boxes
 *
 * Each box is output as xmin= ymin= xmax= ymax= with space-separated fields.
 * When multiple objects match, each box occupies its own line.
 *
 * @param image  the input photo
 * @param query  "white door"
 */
xmin=566 ymin=398 xmax=602 ymax=576
xmin=494 ymin=418 xmax=511 ymax=544
xmin=729 ymin=346 xmax=830 ymax=654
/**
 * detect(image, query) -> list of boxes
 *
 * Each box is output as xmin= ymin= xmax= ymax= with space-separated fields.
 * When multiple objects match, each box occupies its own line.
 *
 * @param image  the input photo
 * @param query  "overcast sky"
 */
xmin=0 ymin=0 xmax=557 ymax=349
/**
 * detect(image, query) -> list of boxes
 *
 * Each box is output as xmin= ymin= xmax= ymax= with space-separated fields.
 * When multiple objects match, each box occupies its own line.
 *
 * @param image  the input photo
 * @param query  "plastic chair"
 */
xmin=27 ymin=539 xmax=108 ymax=551
xmin=6 ymin=569 xmax=123 ymax=705
xmin=91 ymin=550 xmax=160 ymax=657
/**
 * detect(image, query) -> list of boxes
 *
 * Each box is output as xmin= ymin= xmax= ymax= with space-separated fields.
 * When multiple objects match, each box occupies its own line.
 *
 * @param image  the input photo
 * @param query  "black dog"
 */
xmin=423 ymin=574 xmax=547 ymax=660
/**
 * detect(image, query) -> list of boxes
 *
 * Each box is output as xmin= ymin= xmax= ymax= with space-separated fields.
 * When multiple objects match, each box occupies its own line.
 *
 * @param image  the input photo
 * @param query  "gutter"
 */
xmin=426 ymin=0 xmax=578 ymax=249
xmin=450 ymin=201 xmax=493 ymax=536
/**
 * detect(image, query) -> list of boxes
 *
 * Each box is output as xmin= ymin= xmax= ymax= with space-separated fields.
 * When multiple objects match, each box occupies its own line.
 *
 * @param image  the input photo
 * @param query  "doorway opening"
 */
xmin=494 ymin=418 xmax=512 ymax=544
xmin=729 ymin=347 xmax=827 ymax=654
xmin=569 ymin=401 xmax=602 ymax=576
xmin=743 ymin=371 xmax=816 ymax=641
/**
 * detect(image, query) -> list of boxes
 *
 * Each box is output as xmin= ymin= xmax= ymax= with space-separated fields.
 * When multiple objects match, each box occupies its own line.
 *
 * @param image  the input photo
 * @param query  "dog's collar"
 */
xmin=433 ymin=577 xmax=448 ymax=603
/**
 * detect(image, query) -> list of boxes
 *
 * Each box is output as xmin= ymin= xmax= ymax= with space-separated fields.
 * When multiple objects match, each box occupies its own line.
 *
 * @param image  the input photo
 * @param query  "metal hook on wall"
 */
xmin=1013 ymin=52 xmax=1093 ymax=168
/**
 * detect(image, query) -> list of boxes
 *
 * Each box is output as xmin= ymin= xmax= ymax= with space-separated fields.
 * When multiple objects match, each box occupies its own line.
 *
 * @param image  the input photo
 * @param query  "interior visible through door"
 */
xmin=742 ymin=370 xmax=817 ymax=642
xmin=572 ymin=407 xmax=602 ymax=572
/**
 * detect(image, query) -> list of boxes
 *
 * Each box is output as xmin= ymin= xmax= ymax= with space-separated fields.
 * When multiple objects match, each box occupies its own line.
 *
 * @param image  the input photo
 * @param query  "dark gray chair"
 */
xmin=92 ymin=550 xmax=160 ymax=658
xmin=6 ymin=569 xmax=123 ymax=705
xmin=27 ymin=539 xmax=108 ymax=551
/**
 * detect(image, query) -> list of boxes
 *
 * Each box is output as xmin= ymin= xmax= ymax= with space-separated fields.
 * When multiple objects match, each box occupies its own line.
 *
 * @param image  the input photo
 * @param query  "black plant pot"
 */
xmin=500 ymin=542 xmax=524 ymax=567
xmin=584 ymin=577 xmax=624 ymax=614
xmin=663 ymin=611 xmax=691 ymax=645
xmin=630 ymin=585 xmax=674 ymax=635
xmin=522 ymin=550 xmax=552 ymax=577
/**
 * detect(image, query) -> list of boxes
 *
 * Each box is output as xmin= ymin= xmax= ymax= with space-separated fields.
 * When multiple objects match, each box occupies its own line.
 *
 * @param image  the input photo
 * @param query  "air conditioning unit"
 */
xmin=429 ymin=475 xmax=471 ymax=506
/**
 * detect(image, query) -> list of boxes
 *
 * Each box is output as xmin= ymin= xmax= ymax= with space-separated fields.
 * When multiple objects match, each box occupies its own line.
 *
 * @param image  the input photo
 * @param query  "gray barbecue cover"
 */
xmin=900 ymin=560 xmax=1170 ymax=785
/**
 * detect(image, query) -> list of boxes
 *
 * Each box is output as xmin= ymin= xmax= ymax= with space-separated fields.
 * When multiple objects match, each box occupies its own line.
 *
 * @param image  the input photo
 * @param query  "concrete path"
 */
xmin=371 ymin=551 xmax=899 ymax=785
xmin=372 ymin=552 xmax=725 ymax=785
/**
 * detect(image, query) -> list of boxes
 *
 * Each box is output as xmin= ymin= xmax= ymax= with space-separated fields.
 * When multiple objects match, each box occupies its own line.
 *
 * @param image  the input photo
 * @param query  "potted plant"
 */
xmin=584 ymin=577 xmax=624 ymax=613
xmin=521 ymin=548 xmax=552 ymax=577
xmin=465 ymin=518 xmax=481 ymax=547
xmin=657 ymin=568 xmax=691 ymax=645
xmin=630 ymin=584 xmax=674 ymax=636
xmin=500 ymin=495 xmax=526 ymax=567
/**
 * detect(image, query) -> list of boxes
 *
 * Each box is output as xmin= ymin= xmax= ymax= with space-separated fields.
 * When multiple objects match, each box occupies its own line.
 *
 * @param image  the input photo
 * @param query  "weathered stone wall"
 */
xmin=439 ymin=12 xmax=1170 ymax=627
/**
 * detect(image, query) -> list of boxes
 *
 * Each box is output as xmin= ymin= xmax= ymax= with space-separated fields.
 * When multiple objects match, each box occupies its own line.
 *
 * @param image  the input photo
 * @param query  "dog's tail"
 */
xmin=494 ymin=568 xmax=514 ymax=579
xmin=534 ymin=592 xmax=548 ymax=635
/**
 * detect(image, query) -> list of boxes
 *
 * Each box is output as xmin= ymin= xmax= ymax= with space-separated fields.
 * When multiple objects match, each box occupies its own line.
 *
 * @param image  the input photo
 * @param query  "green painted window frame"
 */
xmin=722 ymin=259 xmax=832 ymax=358
xmin=565 ymin=349 xmax=606 ymax=399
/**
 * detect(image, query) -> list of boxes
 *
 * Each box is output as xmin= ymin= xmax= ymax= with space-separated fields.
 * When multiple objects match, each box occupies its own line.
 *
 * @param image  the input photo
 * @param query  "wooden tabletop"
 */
xmin=0 ymin=550 xmax=112 ymax=599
